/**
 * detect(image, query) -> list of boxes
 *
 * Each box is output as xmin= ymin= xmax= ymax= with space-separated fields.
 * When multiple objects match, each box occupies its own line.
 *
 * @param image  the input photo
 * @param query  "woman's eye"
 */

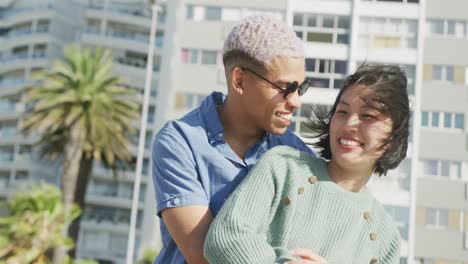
xmin=361 ymin=114 xmax=377 ymax=120
xmin=336 ymin=110 xmax=347 ymax=115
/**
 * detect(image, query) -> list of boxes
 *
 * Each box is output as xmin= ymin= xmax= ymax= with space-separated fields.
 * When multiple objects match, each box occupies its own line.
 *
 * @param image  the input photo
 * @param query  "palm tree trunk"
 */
xmin=67 ymin=156 xmax=93 ymax=258
xmin=54 ymin=127 xmax=85 ymax=264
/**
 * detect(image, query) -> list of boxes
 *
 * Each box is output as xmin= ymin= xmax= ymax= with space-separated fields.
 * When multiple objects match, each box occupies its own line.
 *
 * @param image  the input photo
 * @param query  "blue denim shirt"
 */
xmin=152 ymin=92 xmax=314 ymax=264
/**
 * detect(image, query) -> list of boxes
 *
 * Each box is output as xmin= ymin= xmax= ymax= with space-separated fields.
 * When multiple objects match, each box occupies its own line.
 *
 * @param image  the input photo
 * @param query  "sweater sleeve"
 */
xmin=204 ymin=147 xmax=294 ymax=264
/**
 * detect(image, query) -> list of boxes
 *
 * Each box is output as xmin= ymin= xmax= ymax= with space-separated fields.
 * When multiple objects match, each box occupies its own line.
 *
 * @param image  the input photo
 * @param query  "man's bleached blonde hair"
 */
xmin=223 ymin=15 xmax=304 ymax=70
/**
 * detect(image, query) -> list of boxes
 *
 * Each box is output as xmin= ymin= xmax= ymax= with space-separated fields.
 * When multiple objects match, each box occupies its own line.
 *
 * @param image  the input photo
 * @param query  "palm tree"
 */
xmin=21 ymin=45 xmax=140 ymax=260
xmin=0 ymin=184 xmax=80 ymax=263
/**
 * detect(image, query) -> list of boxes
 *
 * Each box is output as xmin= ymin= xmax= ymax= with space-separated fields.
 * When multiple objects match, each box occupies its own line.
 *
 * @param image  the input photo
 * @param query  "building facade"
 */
xmin=1 ymin=0 xmax=467 ymax=263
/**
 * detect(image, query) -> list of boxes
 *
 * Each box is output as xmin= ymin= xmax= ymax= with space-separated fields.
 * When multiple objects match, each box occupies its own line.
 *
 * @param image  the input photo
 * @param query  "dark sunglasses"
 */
xmin=241 ymin=67 xmax=312 ymax=99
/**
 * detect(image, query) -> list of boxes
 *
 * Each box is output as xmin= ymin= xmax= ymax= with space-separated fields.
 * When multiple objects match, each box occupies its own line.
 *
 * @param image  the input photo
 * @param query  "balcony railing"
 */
xmin=0 ymin=102 xmax=17 ymax=113
xmin=82 ymin=212 xmax=142 ymax=228
xmin=85 ymin=27 xmax=163 ymax=48
xmin=106 ymin=30 xmax=149 ymax=44
xmin=87 ymin=4 xmax=151 ymax=19
xmin=0 ymin=52 xmax=46 ymax=65
xmin=0 ymin=128 xmax=17 ymax=137
xmin=0 ymin=153 xmax=14 ymax=163
xmin=86 ymin=2 xmax=167 ymax=24
xmin=7 ymin=28 xmax=32 ymax=37
xmin=0 ymin=4 xmax=54 ymax=19
xmin=115 ymin=57 xmax=159 ymax=72
xmin=0 ymin=79 xmax=26 ymax=89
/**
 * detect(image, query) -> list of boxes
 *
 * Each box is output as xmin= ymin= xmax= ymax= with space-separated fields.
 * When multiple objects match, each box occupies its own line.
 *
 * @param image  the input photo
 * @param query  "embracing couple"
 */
xmin=152 ymin=15 xmax=409 ymax=264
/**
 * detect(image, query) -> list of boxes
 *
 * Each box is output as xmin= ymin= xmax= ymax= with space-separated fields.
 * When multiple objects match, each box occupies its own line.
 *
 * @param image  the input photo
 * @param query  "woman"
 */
xmin=204 ymin=64 xmax=410 ymax=264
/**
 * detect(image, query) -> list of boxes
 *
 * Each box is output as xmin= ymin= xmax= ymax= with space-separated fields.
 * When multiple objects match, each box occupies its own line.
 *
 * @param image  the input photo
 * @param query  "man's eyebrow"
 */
xmin=275 ymin=78 xmax=293 ymax=84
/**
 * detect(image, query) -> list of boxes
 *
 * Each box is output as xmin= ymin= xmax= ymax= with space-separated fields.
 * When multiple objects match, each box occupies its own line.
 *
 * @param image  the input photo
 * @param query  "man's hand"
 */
xmin=286 ymin=248 xmax=328 ymax=264
xmin=161 ymin=205 xmax=213 ymax=264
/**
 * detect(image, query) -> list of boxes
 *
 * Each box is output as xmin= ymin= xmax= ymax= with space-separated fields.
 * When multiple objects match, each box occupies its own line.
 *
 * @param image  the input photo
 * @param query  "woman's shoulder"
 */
xmin=260 ymin=146 xmax=327 ymax=178
xmin=263 ymin=145 xmax=319 ymax=162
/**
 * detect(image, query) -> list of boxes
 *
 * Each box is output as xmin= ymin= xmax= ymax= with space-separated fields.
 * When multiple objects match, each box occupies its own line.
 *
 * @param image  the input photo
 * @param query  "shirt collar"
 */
xmin=200 ymin=91 xmax=273 ymax=147
xmin=200 ymin=92 xmax=226 ymax=143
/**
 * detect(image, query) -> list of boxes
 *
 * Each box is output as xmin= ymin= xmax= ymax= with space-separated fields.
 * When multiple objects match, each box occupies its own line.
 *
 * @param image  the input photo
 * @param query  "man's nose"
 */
xmin=285 ymin=90 xmax=301 ymax=109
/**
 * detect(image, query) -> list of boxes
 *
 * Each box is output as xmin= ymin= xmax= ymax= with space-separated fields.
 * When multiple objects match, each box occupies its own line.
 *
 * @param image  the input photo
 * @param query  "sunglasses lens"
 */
xmin=298 ymin=79 xmax=311 ymax=96
xmin=284 ymin=81 xmax=298 ymax=98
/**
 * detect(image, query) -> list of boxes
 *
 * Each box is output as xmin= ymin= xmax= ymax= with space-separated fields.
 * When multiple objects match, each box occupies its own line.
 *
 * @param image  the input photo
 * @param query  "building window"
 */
xmin=109 ymin=234 xmax=127 ymax=256
xmin=384 ymin=205 xmax=409 ymax=240
xmin=359 ymin=17 xmax=418 ymax=49
xmin=201 ymin=50 xmax=217 ymax=65
xmin=0 ymin=121 xmax=17 ymax=137
xmin=0 ymin=147 xmax=14 ymax=163
xmin=403 ymin=64 xmax=416 ymax=94
xmin=427 ymin=19 xmax=467 ymax=38
xmin=432 ymin=65 xmax=454 ymax=81
xmin=305 ymin=58 xmax=348 ymax=89
xmin=222 ymin=8 xmax=241 ymax=21
xmin=175 ymin=92 xmax=208 ymax=110
xmin=186 ymin=5 xmax=194 ymax=19
xmin=421 ymin=111 xmax=464 ymax=131
xmin=189 ymin=5 xmax=205 ymax=21
xmin=181 ymin=48 xmax=219 ymax=65
xmin=421 ymin=159 xmax=462 ymax=179
xmin=186 ymin=5 xmax=283 ymax=22
xmin=81 ymin=230 xmax=108 ymax=250
xmin=293 ymin=13 xmax=350 ymax=44
xmin=426 ymin=208 xmax=449 ymax=228
xmin=205 ymin=6 xmax=222 ymax=21
xmin=455 ymin=113 xmax=465 ymax=129
xmin=0 ymin=171 xmax=9 ymax=188
xmin=363 ymin=0 xmax=419 ymax=3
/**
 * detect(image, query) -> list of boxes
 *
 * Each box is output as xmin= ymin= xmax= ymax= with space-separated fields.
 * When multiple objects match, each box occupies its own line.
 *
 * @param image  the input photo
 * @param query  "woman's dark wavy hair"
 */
xmin=309 ymin=63 xmax=410 ymax=176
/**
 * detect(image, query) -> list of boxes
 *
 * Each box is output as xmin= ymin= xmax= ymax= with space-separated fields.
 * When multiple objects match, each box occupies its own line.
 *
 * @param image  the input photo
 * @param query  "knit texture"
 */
xmin=204 ymin=146 xmax=400 ymax=264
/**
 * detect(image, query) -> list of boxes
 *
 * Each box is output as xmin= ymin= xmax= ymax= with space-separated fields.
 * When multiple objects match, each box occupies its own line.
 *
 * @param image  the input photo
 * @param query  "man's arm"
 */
xmin=152 ymin=123 xmax=211 ymax=263
xmin=161 ymin=206 xmax=213 ymax=264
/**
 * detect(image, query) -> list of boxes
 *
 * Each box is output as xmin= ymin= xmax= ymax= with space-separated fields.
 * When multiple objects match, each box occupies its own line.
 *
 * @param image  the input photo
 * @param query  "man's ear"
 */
xmin=230 ymin=67 xmax=245 ymax=95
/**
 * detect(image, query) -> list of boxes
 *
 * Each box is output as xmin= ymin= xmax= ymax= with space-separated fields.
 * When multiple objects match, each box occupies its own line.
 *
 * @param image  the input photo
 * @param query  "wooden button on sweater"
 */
xmin=364 ymin=211 xmax=371 ymax=220
xmin=308 ymin=175 xmax=317 ymax=184
xmin=298 ymin=186 xmax=305 ymax=194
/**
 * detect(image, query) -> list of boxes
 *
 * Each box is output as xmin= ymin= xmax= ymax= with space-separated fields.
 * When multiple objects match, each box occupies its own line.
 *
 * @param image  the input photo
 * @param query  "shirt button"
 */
xmin=284 ymin=196 xmax=292 ymax=205
xmin=364 ymin=211 xmax=371 ymax=220
xmin=173 ymin=197 xmax=180 ymax=205
xmin=308 ymin=175 xmax=318 ymax=184
xmin=370 ymin=258 xmax=377 ymax=264
xmin=298 ymin=186 xmax=305 ymax=195
xmin=370 ymin=232 xmax=377 ymax=241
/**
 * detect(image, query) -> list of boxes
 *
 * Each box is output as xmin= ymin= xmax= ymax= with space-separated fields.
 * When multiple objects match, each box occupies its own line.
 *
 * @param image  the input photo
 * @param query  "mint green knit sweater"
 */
xmin=204 ymin=146 xmax=400 ymax=264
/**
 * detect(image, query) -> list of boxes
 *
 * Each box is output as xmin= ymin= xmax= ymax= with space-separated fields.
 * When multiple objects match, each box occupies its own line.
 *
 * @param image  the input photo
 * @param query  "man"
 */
xmin=152 ymin=15 xmax=315 ymax=264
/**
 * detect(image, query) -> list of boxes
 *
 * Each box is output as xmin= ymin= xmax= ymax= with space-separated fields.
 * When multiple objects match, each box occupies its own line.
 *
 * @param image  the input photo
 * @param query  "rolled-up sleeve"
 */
xmin=152 ymin=122 xmax=209 ymax=216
